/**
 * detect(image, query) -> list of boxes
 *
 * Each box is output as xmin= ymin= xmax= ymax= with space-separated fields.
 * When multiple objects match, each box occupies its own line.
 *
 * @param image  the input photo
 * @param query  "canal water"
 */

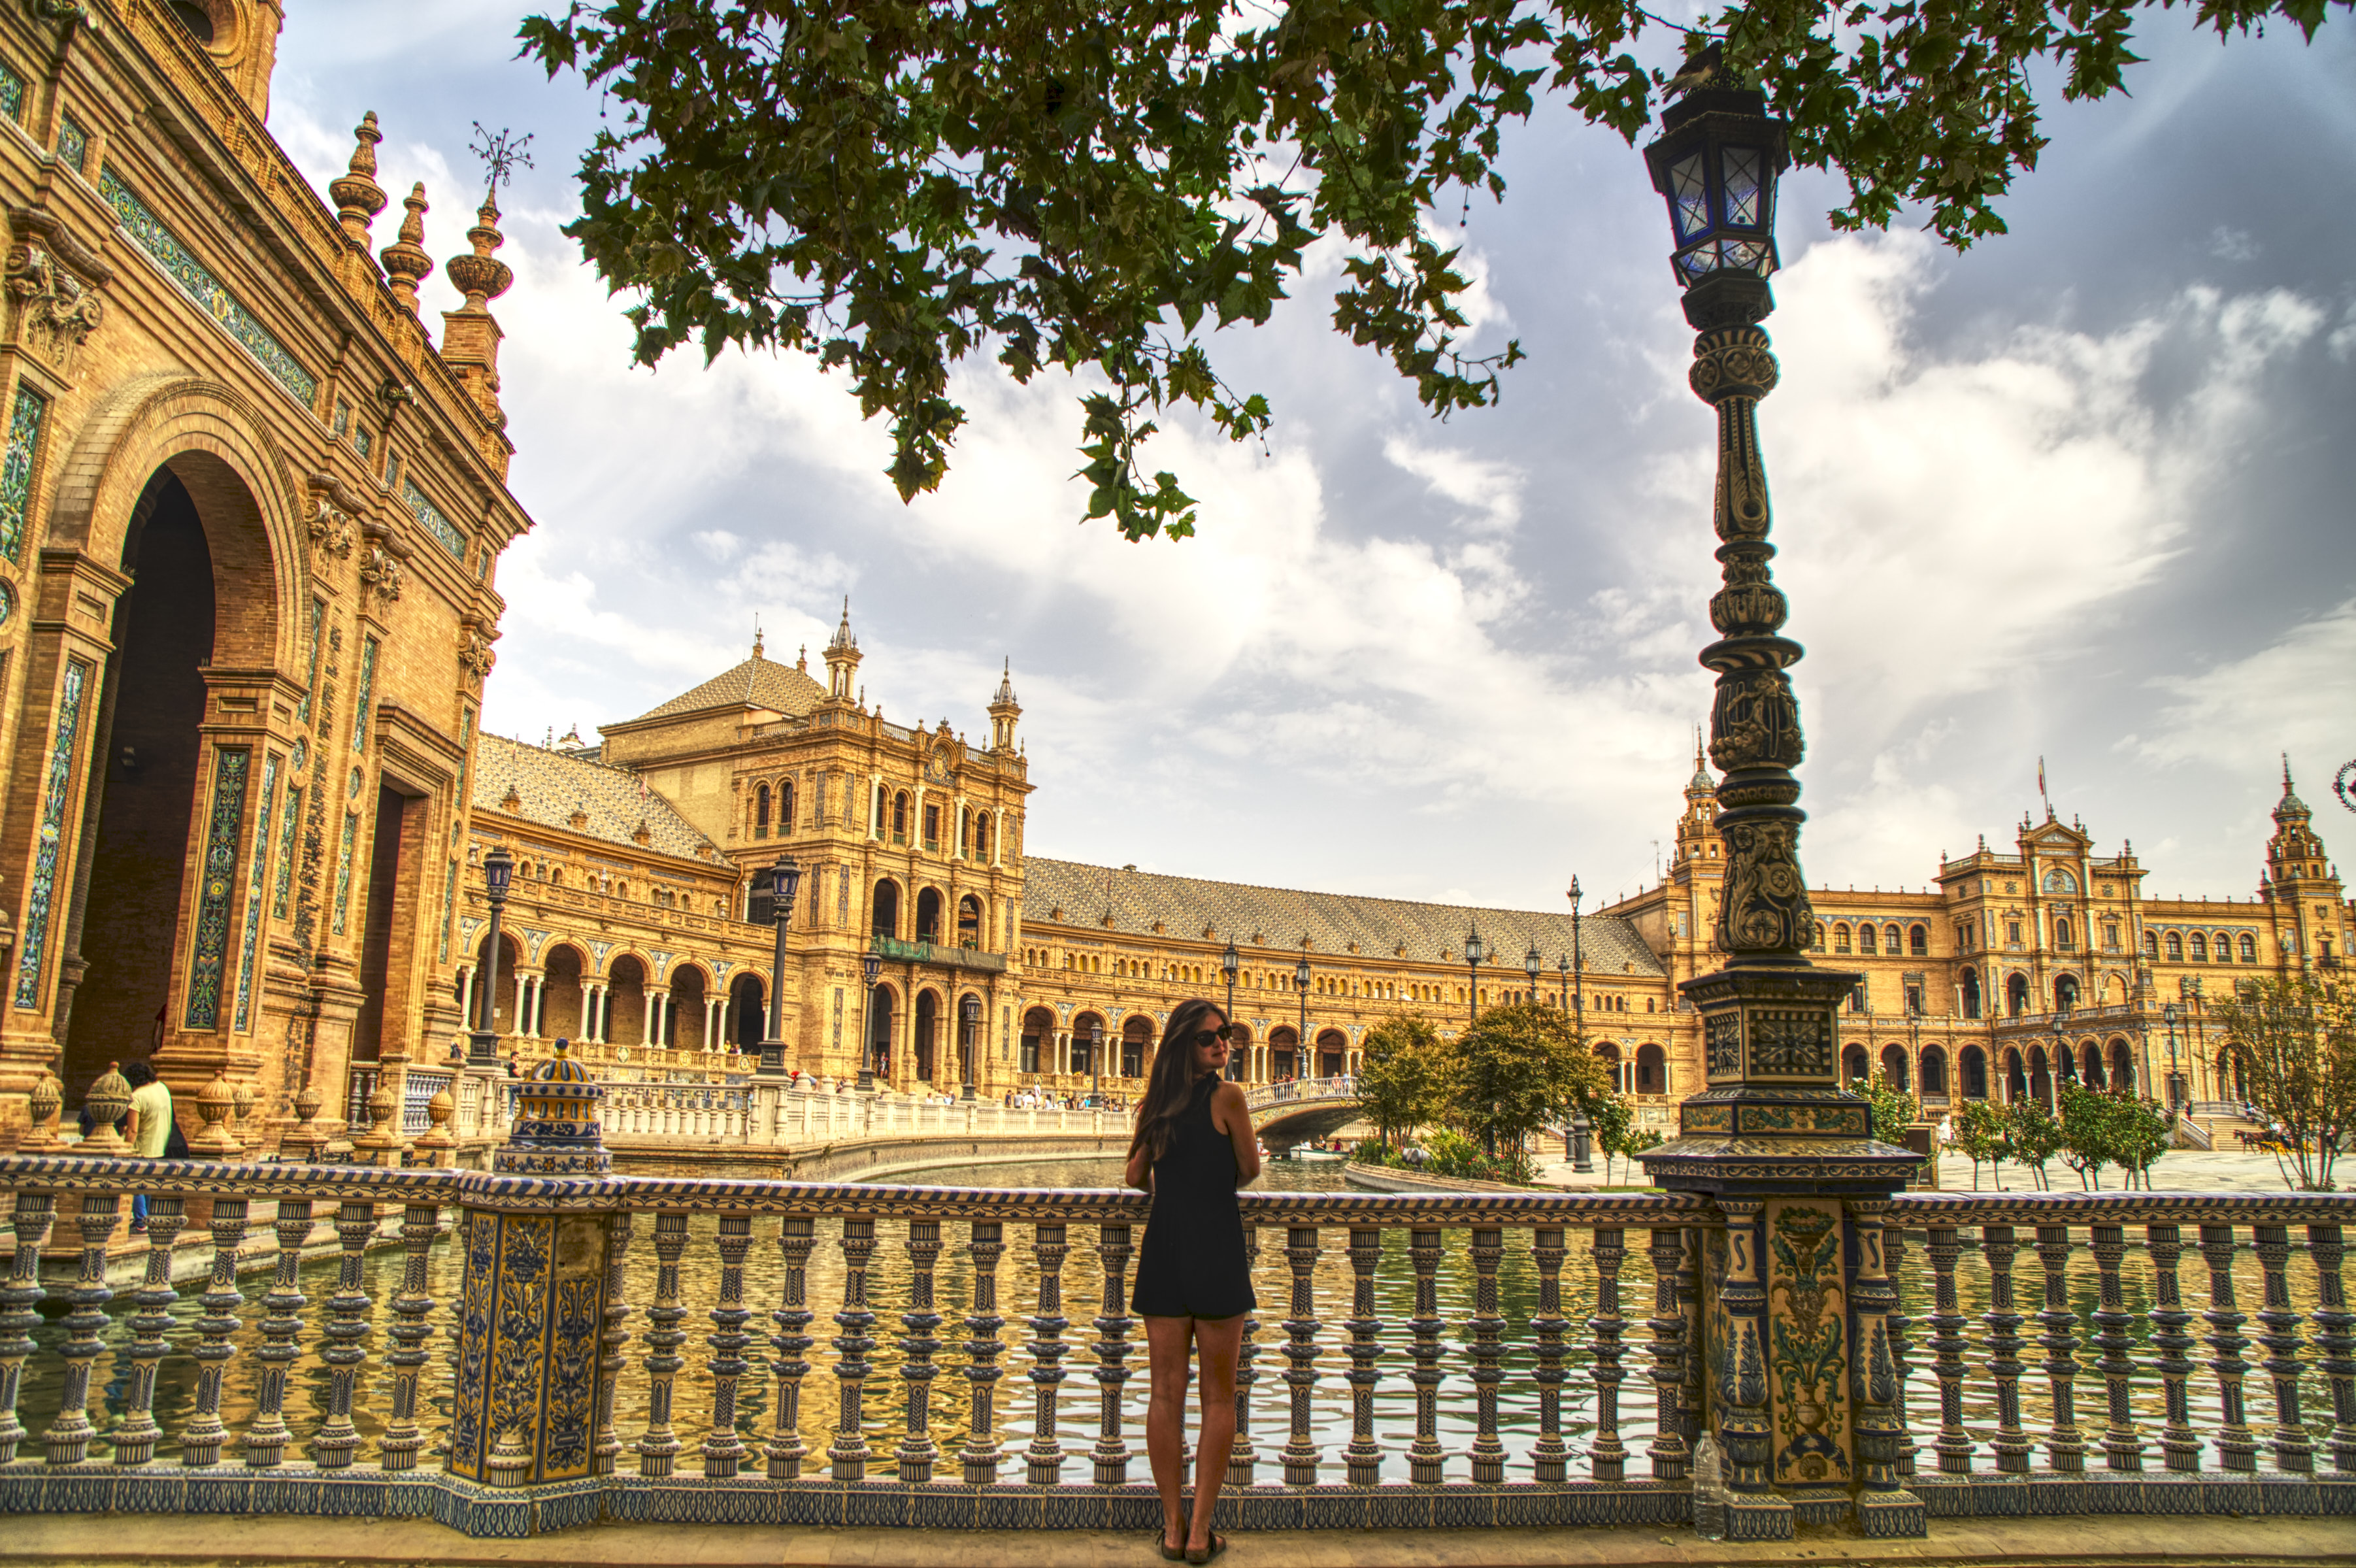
xmin=14 ymin=1153 xmax=2339 ymax=1482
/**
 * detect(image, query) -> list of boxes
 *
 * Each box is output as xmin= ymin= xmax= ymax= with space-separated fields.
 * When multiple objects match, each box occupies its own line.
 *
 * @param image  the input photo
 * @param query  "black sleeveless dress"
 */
xmin=1132 ymin=1075 xmax=1257 ymax=1319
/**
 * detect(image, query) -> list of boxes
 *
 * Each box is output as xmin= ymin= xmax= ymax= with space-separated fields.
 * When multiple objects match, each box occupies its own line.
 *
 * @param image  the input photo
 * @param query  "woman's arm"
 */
xmin=1123 ymin=1133 xmax=1153 ymax=1192
xmin=1211 ymin=1083 xmax=1262 ymax=1186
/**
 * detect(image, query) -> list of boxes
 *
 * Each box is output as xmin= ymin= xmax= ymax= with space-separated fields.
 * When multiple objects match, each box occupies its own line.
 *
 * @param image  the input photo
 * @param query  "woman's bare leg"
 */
xmin=1186 ymin=1314 xmax=1246 ymax=1551
xmin=1143 ymin=1314 xmax=1195 ymax=1552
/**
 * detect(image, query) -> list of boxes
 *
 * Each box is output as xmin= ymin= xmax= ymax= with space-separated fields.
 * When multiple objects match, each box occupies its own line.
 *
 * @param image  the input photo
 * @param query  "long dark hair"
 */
xmin=1133 ymin=997 xmax=1227 ymax=1162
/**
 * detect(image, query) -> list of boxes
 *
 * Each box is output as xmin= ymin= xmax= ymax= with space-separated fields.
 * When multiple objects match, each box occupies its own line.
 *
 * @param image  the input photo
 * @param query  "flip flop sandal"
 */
xmin=1158 ymin=1532 xmax=1186 ymax=1561
xmin=1187 ymin=1533 xmax=1229 ymax=1565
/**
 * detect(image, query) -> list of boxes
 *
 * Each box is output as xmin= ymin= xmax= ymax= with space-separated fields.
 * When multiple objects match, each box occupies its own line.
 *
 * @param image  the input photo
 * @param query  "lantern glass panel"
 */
xmin=1721 ymin=146 xmax=1764 ymax=226
xmin=1668 ymin=152 xmax=1710 ymax=241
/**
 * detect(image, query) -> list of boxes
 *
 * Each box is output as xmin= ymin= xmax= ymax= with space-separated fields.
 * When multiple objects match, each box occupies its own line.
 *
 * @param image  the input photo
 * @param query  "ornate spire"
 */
xmin=752 ymin=618 xmax=765 ymax=659
xmin=821 ymin=597 xmax=862 ymax=703
xmin=994 ymin=658 xmax=1019 ymax=709
xmin=329 ymin=112 xmax=387 ymax=250
xmin=827 ymin=596 xmax=856 ymax=651
xmin=444 ymin=193 xmax=514 ymax=311
xmin=380 ymin=182 xmax=433 ymax=316
xmin=988 ymin=658 xmax=1021 ymax=750
xmin=2276 ymin=754 xmax=2312 ymax=824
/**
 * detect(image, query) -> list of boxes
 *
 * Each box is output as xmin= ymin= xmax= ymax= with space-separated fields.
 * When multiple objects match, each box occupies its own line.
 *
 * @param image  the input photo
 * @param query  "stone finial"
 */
xmin=19 ymin=1053 xmax=64 ymax=1153
xmin=380 ymin=182 xmax=433 ymax=316
xmin=76 ymin=1061 xmax=132 ymax=1155
xmin=445 ymin=194 xmax=514 ymax=310
xmin=353 ymin=1077 xmax=406 ymax=1166
xmin=412 ymin=1084 xmax=457 ymax=1167
xmin=329 ymin=111 xmax=388 ymax=250
xmin=192 ymin=1067 xmax=241 ymax=1156
xmin=285 ymin=1082 xmax=326 ymax=1160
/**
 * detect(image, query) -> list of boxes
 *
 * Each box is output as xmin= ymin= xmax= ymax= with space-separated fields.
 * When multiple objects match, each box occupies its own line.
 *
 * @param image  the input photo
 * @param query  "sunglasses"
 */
xmin=1191 ymin=1025 xmax=1238 ymax=1046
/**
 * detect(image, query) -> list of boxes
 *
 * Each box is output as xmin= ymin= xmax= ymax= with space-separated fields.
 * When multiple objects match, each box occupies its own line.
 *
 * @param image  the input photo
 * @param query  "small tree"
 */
xmin=1444 ymin=1003 xmax=1612 ymax=1171
xmin=1618 ymin=1126 xmax=1665 ymax=1187
xmin=2110 ymin=1096 xmax=2174 ymax=1191
xmin=1956 ymin=1100 xmax=2012 ymax=1192
xmin=2008 ymin=1098 xmax=2063 ymax=1192
xmin=1587 ymin=1092 xmax=1635 ymax=1184
xmin=1848 ymin=1070 xmax=1920 ymax=1146
xmin=1355 ymin=1012 xmax=1448 ymax=1154
xmin=2057 ymin=1082 xmax=2117 ymax=1191
xmin=2212 ymin=976 xmax=2356 ymax=1193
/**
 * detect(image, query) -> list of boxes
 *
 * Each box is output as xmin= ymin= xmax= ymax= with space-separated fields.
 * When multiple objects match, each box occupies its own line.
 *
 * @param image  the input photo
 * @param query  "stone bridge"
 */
xmin=1245 ymin=1074 xmax=1363 ymax=1152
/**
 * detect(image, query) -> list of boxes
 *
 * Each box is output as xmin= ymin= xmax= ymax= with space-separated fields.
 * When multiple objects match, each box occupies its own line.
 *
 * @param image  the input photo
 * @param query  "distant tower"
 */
xmin=1673 ymin=726 xmax=1720 ymax=865
xmin=823 ymin=599 xmax=861 ymax=703
xmin=2266 ymin=756 xmax=2346 ymax=969
xmin=988 ymin=660 xmax=1021 ymax=752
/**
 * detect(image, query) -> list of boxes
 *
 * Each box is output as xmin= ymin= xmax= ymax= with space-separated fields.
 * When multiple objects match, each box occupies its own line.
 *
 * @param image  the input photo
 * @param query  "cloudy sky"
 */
xmin=267 ymin=5 xmax=2356 ymax=914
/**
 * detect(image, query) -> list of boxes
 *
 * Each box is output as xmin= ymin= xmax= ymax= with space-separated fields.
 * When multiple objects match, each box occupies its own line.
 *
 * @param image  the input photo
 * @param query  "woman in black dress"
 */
xmin=1127 ymin=997 xmax=1261 ymax=1564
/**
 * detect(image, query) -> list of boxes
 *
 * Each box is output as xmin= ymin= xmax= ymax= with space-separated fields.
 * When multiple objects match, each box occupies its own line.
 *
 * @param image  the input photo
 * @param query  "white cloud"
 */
xmin=2138 ymin=598 xmax=2356 ymax=771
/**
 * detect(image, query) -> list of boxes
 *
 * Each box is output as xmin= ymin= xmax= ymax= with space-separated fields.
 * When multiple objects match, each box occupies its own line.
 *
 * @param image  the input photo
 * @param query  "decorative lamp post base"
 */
xmin=756 ymin=1040 xmax=789 ymax=1078
xmin=467 ymin=1029 xmax=499 ymax=1069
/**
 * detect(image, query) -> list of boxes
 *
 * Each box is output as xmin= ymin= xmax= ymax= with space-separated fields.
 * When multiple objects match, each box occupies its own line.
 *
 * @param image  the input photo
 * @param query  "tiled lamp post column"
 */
xmin=1633 ymin=46 xmax=1923 ymax=1542
xmin=758 ymin=854 xmax=802 ymax=1079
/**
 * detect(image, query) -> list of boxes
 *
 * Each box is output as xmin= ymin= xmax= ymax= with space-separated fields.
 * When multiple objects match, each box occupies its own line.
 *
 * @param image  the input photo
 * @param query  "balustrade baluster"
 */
xmin=898 ymin=1218 xmax=944 ymax=1482
xmin=1644 ymin=1226 xmax=1689 ymax=1481
xmin=831 ymin=1216 xmax=880 ymax=1480
xmin=2031 ymin=1224 xmax=2085 ymax=1474
xmin=2310 ymin=1224 xmax=2356 ymax=1475
xmin=1465 ymin=1225 xmax=1506 ymax=1484
xmin=2198 ymin=1223 xmax=2259 ymax=1474
xmin=1280 ymin=1224 xmax=1323 ymax=1484
xmin=703 ymin=1213 xmax=755 ymax=1476
xmin=637 ymin=1212 xmax=690 ymax=1476
xmin=314 ymin=1199 xmax=380 ymax=1469
xmin=591 ymin=1210 xmax=635 ymax=1478
xmin=242 ymin=1198 xmax=312 ymax=1468
xmin=1025 ymin=1220 xmax=1070 ymax=1484
xmin=1528 ymin=1226 xmax=1568 ymax=1484
xmin=1587 ymin=1226 xmax=1629 ymax=1484
xmin=2143 ymin=1222 xmax=2200 ymax=1472
xmin=1980 ymin=1224 xmax=2029 ymax=1475
xmin=1925 ymin=1225 xmax=1974 ymax=1473
xmin=382 ymin=1201 xmax=441 ymax=1473
xmin=44 ymin=1192 xmax=120 ymax=1464
xmin=1404 ymin=1226 xmax=1445 ymax=1483
xmin=767 ymin=1214 xmax=814 ymax=1478
xmin=962 ymin=1220 xmax=1006 ymax=1483
xmin=2251 ymin=1223 xmax=2313 ymax=1473
xmin=112 ymin=1196 xmax=184 ymax=1466
xmin=2083 ymin=1222 xmax=2142 ymax=1471
xmin=1228 ymin=1223 xmax=1261 ymax=1486
xmin=0 ymin=1192 xmax=56 ymax=1464
xmin=1883 ymin=1223 xmax=1916 ymax=1478
xmin=1091 ymin=1220 xmax=1133 ymax=1484
xmin=181 ymin=1198 xmax=246 ymax=1468
xmin=1342 ymin=1225 xmax=1385 ymax=1485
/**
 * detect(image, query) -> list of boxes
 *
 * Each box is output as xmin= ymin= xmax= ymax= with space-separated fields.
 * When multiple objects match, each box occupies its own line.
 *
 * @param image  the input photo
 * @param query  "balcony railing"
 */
xmin=870 ymin=935 xmax=1008 ymax=973
xmin=0 ymin=1154 xmax=2346 ymax=1539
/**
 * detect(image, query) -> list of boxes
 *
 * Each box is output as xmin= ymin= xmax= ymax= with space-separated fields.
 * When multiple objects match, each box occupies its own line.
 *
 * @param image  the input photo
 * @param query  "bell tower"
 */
xmin=823 ymin=599 xmax=862 ymax=705
xmin=988 ymin=661 xmax=1021 ymax=753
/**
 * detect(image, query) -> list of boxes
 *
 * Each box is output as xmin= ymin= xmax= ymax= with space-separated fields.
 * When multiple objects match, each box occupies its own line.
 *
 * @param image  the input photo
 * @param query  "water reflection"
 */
xmin=16 ymin=1155 xmax=2337 ymax=1482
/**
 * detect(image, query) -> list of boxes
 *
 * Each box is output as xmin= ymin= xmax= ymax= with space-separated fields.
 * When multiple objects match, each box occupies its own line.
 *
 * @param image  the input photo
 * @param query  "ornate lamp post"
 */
xmin=466 ymin=844 xmax=515 ymax=1067
xmin=1221 ymin=937 xmax=1241 ymax=1079
xmin=1523 ymin=942 xmax=1542 ymax=1005
xmin=1567 ymin=877 xmax=1585 ymax=1018
xmin=1633 ymin=46 xmax=1921 ymax=1541
xmin=2163 ymin=1002 xmax=2182 ymax=1112
xmin=1557 ymin=954 xmax=1571 ymax=1010
xmin=857 ymin=950 xmax=882 ymax=1092
xmin=959 ymin=993 xmax=981 ymax=1103
xmin=1293 ymin=953 xmax=1311 ymax=1078
xmin=1089 ymin=1018 xmax=1103 ymax=1107
xmin=1463 ymin=927 xmax=1484 ymax=1027
xmin=757 ymin=854 xmax=802 ymax=1078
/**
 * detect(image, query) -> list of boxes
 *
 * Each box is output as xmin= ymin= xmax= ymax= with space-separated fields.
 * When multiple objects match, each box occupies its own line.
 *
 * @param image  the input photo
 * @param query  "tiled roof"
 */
xmin=473 ymin=733 xmax=716 ymax=861
xmin=630 ymin=654 xmax=826 ymax=723
xmin=1021 ymin=857 xmax=1665 ymax=977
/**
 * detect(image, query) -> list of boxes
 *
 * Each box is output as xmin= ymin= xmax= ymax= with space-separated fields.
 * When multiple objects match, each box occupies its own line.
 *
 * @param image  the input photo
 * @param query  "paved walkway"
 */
xmin=14 ymin=1512 xmax=2351 ymax=1567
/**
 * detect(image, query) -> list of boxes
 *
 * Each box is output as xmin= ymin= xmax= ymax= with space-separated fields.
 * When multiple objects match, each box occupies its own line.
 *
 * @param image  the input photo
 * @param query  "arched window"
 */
xmin=1959 ymin=1045 xmax=1987 ymax=1099
xmin=2212 ymin=933 xmax=2231 ymax=963
xmin=778 ymin=780 xmax=794 ymax=831
xmin=891 ymin=792 xmax=910 ymax=843
xmin=2054 ymin=974 xmax=2079 ymax=1012
xmin=1834 ymin=924 xmax=1852 ymax=954
xmin=2055 ymin=918 xmax=2073 ymax=950
xmin=1961 ymin=967 xmax=1982 ymax=1020
xmin=2006 ymin=972 xmax=2030 ymax=1017
xmin=1859 ymin=925 xmax=1877 ymax=955
xmin=1812 ymin=923 xmax=1826 ymax=952
xmin=2188 ymin=932 xmax=2206 ymax=961
xmin=1885 ymin=924 xmax=1902 ymax=954
xmin=1920 ymin=1046 xmax=1948 ymax=1095
xmin=1909 ymin=924 xmax=1928 ymax=956
xmin=754 ymin=784 xmax=771 ymax=838
xmin=2239 ymin=933 xmax=2257 ymax=963
xmin=2144 ymin=929 xmax=2159 ymax=958
xmin=871 ymin=879 xmax=901 ymax=940
xmin=2165 ymin=931 xmax=2182 ymax=961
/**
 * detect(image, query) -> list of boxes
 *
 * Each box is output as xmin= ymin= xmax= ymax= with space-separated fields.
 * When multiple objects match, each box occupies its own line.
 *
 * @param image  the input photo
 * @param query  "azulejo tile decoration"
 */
xmin=183 ymin=747 xmax=250 ymax=1030
xmin=0 ymin=382 xmax=48 ymax=563
xmin=404 ymin=478 xmax=469 ymax=559
xmin=97 ymin=167 xmax=320 ymax=407
xmin=12 ymin=658 xmax=88 ymax=1009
